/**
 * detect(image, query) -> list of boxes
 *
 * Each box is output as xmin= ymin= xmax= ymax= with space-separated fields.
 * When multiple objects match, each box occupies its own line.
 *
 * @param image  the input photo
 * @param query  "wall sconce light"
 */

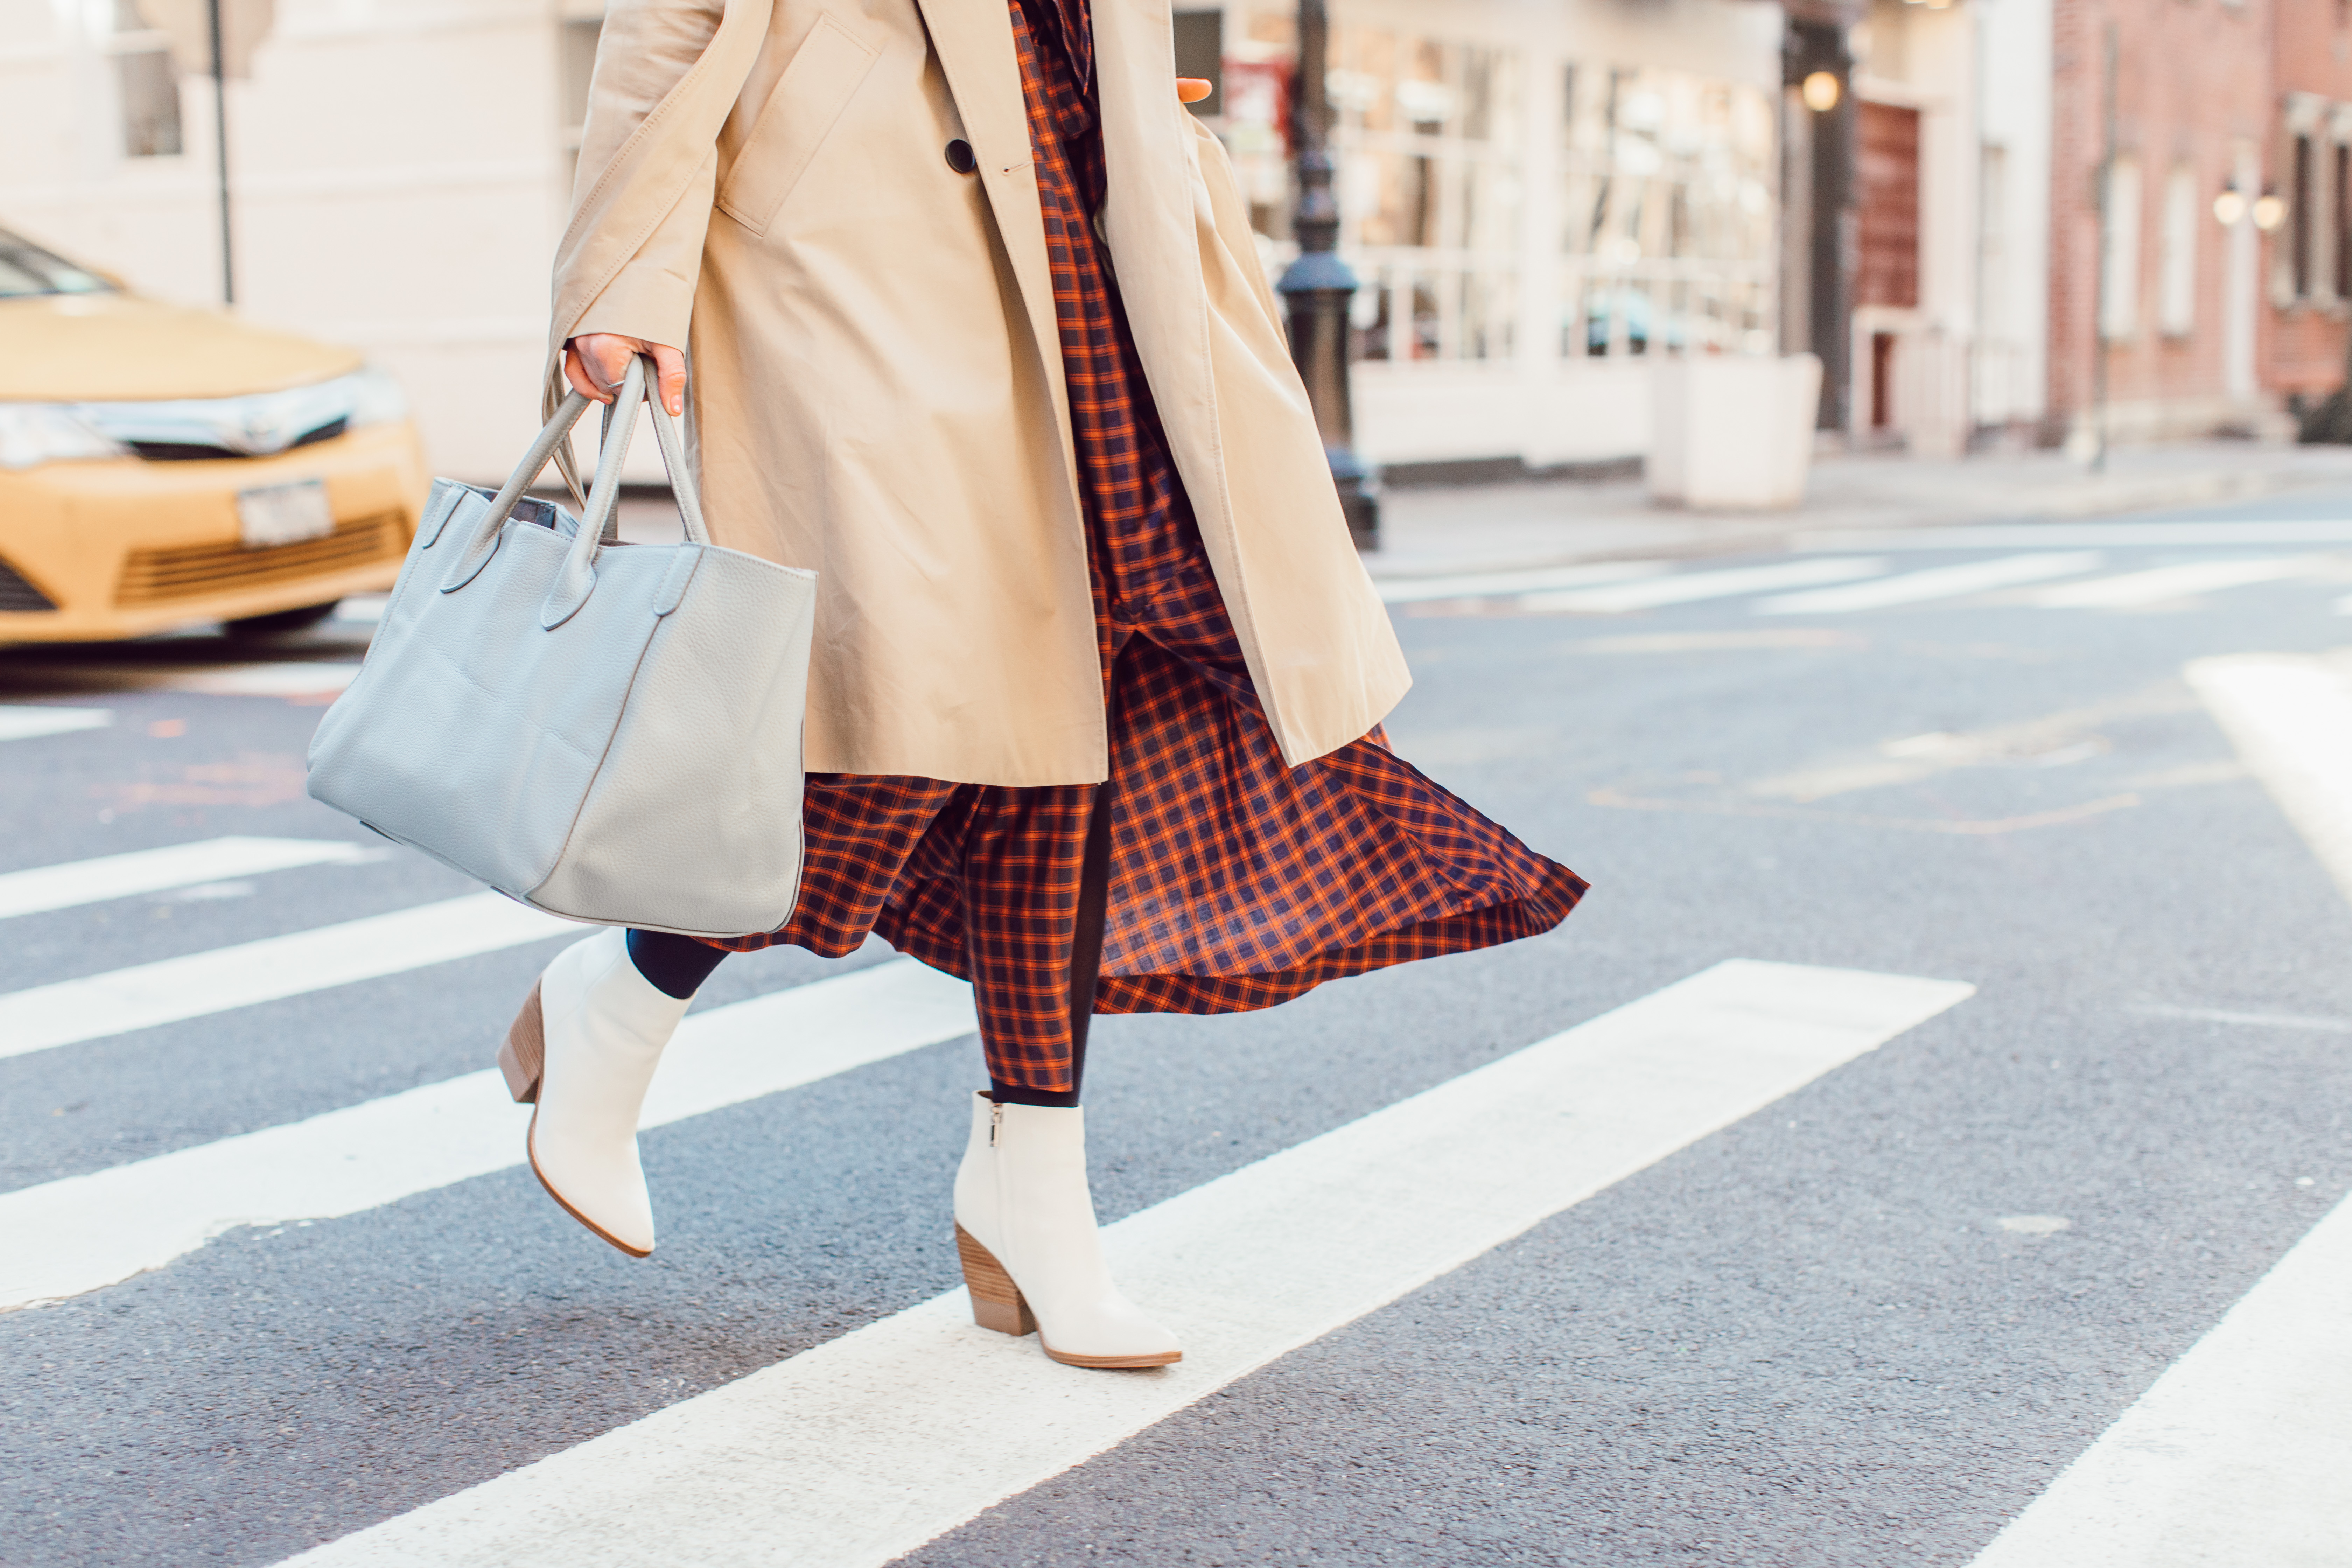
xmin=2252 ymin=188 xmax=2289 ymax=231
xmin=2213 ymin=184 xmax=2248 ymax=226
xmin=1801 ymin=71 xmax=1841 ymax=113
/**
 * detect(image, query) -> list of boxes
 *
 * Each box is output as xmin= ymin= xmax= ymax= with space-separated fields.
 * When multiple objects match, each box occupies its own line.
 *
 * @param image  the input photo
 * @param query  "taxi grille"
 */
xmin=127 ymin=420 xmax=349 ymax=463
xmin=115 ymin=511 xmax=404 ymax=607
xmin=0 ymin=555 xmax=58 ymax=612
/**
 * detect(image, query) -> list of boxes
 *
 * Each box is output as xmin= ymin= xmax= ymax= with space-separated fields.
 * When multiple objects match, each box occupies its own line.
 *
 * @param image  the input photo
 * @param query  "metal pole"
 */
xmin=1276 ymin=0 xmax=1378 ymax=549
xmin=2088 ymin=22 xmax=2115 ymax=471
xmin=1814 ymin=29 xmax=1854 ymax=433
xmin=208 ymin=0 xmax=234 ymax=304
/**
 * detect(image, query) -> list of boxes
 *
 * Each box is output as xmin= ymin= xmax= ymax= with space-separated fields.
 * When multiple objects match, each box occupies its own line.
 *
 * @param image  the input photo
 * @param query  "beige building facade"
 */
xmin=1 ymin=0 xmax=605 ymax=482
xmin=1203 ymin=0 xmax=1786 ymax=474
xmin=4 ymin=0 xmax=1786 ymax=482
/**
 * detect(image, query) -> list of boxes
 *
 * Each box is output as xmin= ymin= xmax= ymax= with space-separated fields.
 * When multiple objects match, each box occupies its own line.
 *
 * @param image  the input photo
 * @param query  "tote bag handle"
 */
xmin=440 ymin=354 xmax=710 ymax=622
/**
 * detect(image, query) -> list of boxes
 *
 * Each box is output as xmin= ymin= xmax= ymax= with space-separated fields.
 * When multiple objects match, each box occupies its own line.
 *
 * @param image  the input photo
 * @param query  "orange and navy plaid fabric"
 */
xmin=708 ymin=0 xmax=1586 ymax=1092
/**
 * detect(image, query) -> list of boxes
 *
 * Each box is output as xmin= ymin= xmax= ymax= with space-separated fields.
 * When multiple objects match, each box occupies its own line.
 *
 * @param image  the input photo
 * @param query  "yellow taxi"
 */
xmin=0 ymin=225 xmax=427 ymax=642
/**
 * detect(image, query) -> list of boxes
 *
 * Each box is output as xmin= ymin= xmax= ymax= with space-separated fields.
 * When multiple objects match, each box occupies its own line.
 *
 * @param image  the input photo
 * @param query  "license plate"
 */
xmin=237 ymin=480 xmax=335 ymax=548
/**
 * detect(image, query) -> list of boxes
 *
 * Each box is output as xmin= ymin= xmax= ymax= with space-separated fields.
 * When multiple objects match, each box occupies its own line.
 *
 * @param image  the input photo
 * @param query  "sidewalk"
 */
xmin=1364 ymin=441 xmax=2352 ymax=580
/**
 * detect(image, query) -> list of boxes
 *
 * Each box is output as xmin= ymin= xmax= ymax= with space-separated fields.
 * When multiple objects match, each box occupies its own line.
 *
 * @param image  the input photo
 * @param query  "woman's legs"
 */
xmin=944 ymin=780 xmax=1102 ymax=1104
xmin=500 ymin=927 xmax=693 ymax=1255
xmin=987 ymin=786 xmax=1111 ymax=1107
xmin=623 ymin=770 xmax=1105 ymax=1090
xmin=950 ymin=780 xmax=1176 ymax=1366
xmin=624 ymin=928 xmax=729 ymax=999
xmin=500 ymin=930 xmax=721 ymax=1255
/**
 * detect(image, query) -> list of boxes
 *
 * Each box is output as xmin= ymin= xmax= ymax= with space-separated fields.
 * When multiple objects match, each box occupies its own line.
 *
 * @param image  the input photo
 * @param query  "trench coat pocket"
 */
xmin=716 ymin=14 xmax=882 ymax=237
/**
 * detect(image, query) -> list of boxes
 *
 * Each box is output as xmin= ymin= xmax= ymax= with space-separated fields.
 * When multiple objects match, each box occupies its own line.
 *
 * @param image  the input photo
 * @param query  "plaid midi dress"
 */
xmin=706 ymin=0 xmax=1587 ymax=1093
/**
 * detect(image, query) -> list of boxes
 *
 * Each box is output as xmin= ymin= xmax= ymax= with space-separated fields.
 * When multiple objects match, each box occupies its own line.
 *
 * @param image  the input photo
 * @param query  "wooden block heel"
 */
xmin=498 ymin=981 xmax=546 ymax=1104
xmin=955 ymin=1223 xmax=1037 ymax=1338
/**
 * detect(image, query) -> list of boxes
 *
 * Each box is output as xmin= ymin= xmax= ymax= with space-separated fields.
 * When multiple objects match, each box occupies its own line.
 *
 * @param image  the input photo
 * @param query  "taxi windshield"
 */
xmin=0 ymin=230 xmax=117 ymax=299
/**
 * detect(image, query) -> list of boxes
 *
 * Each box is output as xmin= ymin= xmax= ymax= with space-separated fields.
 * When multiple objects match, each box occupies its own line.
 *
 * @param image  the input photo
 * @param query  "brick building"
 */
xmin=2045 ymin=0 xmax=2284 ymax=447
xmin=2264 ymin=0 xmax=2352 ymax=416
xmin=1798 ymin=0 xmax=2340 ymax=454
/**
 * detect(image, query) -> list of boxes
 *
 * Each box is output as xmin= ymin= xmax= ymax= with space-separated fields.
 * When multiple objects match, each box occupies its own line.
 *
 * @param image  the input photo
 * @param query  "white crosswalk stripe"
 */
xmin=2028 ymin=556 xmax=2314 ymax=609
xmin=280 ymin=959 xmax=1974 ymax=1568
xmin=0 ymin=705 xmax=111 ymax=742
xmin=1753 ymin=552 xmax=2105 ymax=615
xmin=1965 ymin=652 xmax=2352 ymax=1567
xmin=0 ymin=958 xmax=976 ymax=1311
xmin=1965 ymin=1186 xmax=2352 ymax=1568
xmin=0 ymin=837 xmax=383 ymax=922
xmin=1370 ymin=548 xmax=2343 ymax=619
xmin=146 ymin=662 xmax=363 ymax=698
xmin=0 ymin=890 xmax=572 ymax=1062
xmin=0 ymin=663 xmax=359 ymax=702
xmin=1518 ymin=556 xmax=1888 ymax=614
xmin=1374 ymin=561 xmax=1669 ymax=604
xmin=2186 ymin=653 xmax=2352 ymax=902
xmin=1796 ymin=520 xmax=2352 ymax=551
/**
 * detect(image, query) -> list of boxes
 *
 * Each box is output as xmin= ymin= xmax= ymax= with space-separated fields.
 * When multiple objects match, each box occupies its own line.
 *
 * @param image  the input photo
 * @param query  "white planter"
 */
xmin=1647 ymin=354 xmax=1823 ymax=511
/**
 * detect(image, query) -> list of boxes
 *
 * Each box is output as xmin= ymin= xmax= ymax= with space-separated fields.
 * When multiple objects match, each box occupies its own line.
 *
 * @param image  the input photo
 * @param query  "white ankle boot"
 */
xmin=952 ymin=1092 xmax=1182 ymax=1368
xmin=498 ymin=927 xmax=691 ymax=1256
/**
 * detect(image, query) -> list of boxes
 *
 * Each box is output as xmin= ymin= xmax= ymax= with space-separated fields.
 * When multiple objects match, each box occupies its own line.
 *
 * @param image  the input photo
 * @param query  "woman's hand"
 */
xmin=565 ymin=332 xmax=687 ymax=417
xmin=1177 ymin=78 xmax=1212 ymax=103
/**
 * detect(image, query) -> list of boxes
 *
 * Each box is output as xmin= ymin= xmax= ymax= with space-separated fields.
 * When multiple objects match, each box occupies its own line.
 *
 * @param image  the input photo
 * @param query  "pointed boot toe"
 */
xmin=528 ymin=1107 xmax=659 ymax=1256
xmin=505 ymin=927 xmax=689 ymax=1257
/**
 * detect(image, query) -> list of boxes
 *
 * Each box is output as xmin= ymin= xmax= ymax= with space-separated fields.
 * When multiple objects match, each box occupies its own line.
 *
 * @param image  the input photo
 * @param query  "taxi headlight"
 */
xmin=0 ymin=404 xmax=128 ymax=471
xmin=344 ymin=366 xmax=409 ymax=429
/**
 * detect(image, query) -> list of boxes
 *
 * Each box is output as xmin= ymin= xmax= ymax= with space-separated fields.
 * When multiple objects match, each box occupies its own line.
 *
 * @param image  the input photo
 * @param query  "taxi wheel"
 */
xmin=225 ymin=601 xmax=340 ymax=638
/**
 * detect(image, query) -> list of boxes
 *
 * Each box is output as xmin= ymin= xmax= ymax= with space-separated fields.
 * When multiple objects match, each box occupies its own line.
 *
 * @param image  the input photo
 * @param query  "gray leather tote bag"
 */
xmin=307 ymin=356 xmax=816 ymax=938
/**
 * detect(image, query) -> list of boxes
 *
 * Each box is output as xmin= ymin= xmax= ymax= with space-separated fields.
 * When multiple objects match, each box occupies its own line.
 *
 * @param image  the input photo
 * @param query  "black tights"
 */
xmin=624 ymin=927 xmax=729 ymax=999
xmin=623 ymin=786 xmax=1114 ymax=1107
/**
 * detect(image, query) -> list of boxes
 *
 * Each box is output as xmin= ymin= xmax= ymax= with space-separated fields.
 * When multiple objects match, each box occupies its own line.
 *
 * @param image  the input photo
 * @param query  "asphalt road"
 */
xmin=4 ymin=490 xmax=2350 ymax=1566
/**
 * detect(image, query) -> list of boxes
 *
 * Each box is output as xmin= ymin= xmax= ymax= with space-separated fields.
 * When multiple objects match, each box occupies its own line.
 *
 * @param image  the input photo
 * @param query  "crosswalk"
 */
xmin=2028 ymin=555 xmax=2318 ymax=609
xmin=0 ymin=958 xmax=976 ymax=1309
xmin=0 ymin=836 xmax=384 ymax=920
xmin=1754 ymin=551 xmax=2104 ymax=614
xmin=0 ymin=705 xmax=111 ymax=741
xmin=0 ymin=819 xmax=1984 ymax=1561
xmin=0 ymin=891 xmax=573 ymax=1062
xmin=1516 ymin=555 xmax=1890 ymax=613
xmin=1968 ymin=1186 xmax=2352 ymax=1567
xmin=5 ymin=603 xmax=2352 ymax=1563
xmin=0 ymin=545 xmax=2336 ymax=752
xmin=1377 ymin=542 xmax=2349 ymax=618
xmin=283 ymin=960 xmax=1974 ymax=1568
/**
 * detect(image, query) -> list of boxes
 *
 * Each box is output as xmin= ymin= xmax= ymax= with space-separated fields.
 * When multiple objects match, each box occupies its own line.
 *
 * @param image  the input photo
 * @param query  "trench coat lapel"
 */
xmin=911 ymin=0 xmax=1076 ymax=488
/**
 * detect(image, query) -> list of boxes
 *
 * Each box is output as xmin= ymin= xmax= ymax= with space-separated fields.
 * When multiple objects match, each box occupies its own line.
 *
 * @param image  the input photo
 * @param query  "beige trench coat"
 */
xmin=550 ymin=0 xmax=1409 ymax=786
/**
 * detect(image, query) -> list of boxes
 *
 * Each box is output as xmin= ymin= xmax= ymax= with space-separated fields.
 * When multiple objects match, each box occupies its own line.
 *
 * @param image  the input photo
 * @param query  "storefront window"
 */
xmin=110 ymin=1 xmax=184 ymax=159
xmin=1207 ymin=5 xmax=1776 ymax=373
xmin=1561 ymin=65 xmax=1774 ymax=358
xmin=1331 ymin=28 xmax=1522 ymax=362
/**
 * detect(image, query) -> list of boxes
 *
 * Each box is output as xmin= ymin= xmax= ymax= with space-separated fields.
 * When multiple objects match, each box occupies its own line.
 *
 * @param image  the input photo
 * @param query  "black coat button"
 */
xmin=944 ymin=138 xmax=978 ymax=174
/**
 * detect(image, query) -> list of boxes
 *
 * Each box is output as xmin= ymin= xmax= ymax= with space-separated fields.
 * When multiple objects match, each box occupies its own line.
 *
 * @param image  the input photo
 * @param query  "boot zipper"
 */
xmin=989 ymin=1099 xmax=1004 ymax=1148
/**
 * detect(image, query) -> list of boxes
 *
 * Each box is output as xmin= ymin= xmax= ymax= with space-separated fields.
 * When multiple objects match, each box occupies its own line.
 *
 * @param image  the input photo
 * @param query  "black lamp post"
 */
xmin=1276 ymin=0 xmax=1378 ymax=550
xmin=208 ymin=0 xmax=234 ymax=304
